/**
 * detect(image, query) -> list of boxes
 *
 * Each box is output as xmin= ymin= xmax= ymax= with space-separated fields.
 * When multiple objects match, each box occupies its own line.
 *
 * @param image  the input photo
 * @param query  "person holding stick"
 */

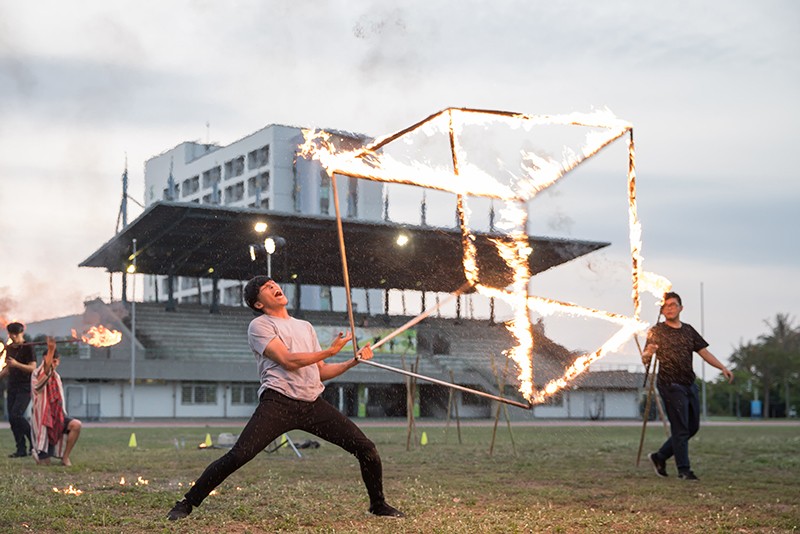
xmin=167 ymin=275 xmax=404 ymax=521
xmin=642 ymin=292 xmax=733 ymax=480
xmin=0 ymin=322 xmax=36 ymax=457
xmin=30 ymin=337 xmax=82 ymax=466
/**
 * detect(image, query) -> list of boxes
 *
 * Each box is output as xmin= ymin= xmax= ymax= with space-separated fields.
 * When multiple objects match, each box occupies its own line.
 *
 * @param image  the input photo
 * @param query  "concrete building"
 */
xmin=142 ymin=124 xmax=384 ymax=313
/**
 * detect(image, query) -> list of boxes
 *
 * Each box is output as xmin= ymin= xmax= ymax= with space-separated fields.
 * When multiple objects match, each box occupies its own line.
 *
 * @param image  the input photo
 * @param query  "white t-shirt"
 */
xmin=248 ymin=314 xmax=325 ymax=402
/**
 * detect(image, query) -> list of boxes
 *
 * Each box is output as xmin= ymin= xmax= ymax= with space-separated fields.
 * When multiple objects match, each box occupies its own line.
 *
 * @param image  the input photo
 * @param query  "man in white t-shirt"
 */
xmin=167 ymin=275 xmax=404 ymax=521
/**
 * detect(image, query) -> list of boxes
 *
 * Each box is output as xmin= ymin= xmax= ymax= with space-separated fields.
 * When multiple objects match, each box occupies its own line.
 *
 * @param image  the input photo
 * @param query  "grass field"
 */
xmin=0 ymin=421 xmax=798 ymax=533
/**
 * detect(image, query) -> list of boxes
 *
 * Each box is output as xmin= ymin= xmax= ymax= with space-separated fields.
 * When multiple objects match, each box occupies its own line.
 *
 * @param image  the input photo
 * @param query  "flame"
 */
xmin=71 ymin=325 xmax=122 ymax=347
xmin=640 ymin=271 xmax=673 ymax=304
xmin=301 ymin=108 xmax=667 ymax=404
xmin=119 ymin=475 xmax=148 ymax=486
xmin=52 ymin=485 xmax=83 ymax=495
xmin=0 ymin=340 xmax=8 ymax=372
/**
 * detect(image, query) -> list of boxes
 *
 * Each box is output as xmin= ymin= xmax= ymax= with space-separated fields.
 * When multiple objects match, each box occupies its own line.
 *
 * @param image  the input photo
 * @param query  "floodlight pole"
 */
xmin=130 ymin=238 xmax=136 ymax=422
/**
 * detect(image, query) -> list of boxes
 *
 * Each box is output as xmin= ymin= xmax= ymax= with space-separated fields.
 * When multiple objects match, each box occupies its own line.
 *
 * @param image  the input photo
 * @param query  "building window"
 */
xmin=163 ymin=183 xmax=180 ymax=200
xmin=319 ymin=170 xmax=331 ymax=215
xmin=202 ymin=166 xmax=221 ymax=189
xmin=180 ymin=277 xmax=198 ymax=290
xmin=231 ymin=384 xmax=259 ymax=405
xmin=248 ymin=145 xmax=270 ymax=169
xmin=250 ymin=198 xmax=269 ymax=209
xmin=224 ymin=156 xmax=245 ymax=180
xmin=181 ymin=383 xmax=217 ymax=405
xmin=224 ymin=285 xmax=242 ymax=306
xmin=347 ymin=176 xmax=358 ymax=218
xmin=543 ymin=391 xmax=564 ymax=407
xmin=202 ymin=193 xmax=213 ymax=204
xmin=224 ymin=182 xmax=245 ymax=203
xmin=182 ymin=176 xmax=200 ymax=197
xmin=320 ymin=286 xmax=333 ymax=311
xmin=247 ymin=172 xmax=270 ymax=197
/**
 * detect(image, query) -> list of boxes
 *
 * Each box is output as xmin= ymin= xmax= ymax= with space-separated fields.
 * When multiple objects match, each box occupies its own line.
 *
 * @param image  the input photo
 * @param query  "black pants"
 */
xmin=6 ymin=388 xmax=32 ymax=454
xmin=184 ymin=389 xmax=385 ymax=508
xmin=656 ymin=382 xmax=700 ymax=473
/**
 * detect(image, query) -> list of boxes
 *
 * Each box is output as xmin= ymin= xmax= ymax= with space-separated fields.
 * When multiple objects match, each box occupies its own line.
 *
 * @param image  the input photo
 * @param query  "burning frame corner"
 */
xmin=302 ymin=107 xmax=668 ymax=407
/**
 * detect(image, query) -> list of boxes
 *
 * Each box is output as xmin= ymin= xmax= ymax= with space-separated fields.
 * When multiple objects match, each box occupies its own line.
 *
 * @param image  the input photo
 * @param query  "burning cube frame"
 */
xmin=300 ymin=107 xmax=670 ymax=407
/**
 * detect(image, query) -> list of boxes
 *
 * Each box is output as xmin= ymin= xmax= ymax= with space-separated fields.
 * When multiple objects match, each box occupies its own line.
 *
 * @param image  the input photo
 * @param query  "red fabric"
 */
xmin=44 ymin=375 xmax=64 ymax=444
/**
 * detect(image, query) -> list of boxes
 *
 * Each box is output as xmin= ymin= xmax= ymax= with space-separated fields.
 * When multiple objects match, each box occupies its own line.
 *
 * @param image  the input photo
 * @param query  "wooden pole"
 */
xmin=636 ymin=356 xmax=658 ymax=466
xmin=451 ymin=370 xmax=462 ymax=444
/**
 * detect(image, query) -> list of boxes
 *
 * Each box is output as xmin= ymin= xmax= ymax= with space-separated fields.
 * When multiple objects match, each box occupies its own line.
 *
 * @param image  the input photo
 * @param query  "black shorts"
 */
xmin=35 ymin=418 xmax=76 ymax=459
xmin=62 ymin=417 xmax=75 ymax=432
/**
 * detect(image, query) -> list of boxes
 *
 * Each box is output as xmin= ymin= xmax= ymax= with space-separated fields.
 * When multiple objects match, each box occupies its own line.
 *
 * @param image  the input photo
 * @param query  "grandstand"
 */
xmin=24 ymin=200 xmax=645 ymax=421
xmin=37 ymin=295 xmax=643 ymax=421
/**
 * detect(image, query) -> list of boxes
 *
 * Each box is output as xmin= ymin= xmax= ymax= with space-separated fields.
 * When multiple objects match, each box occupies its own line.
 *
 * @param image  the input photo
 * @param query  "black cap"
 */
xmin=243 ymin=276 xmax=272 ymax=311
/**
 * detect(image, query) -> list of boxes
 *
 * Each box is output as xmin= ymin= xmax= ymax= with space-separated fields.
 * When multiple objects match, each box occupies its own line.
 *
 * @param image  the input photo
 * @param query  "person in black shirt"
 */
xmin=0 ymin=322 xmax=37 ymax=457
xmin=642 ymin=292 xmax=733 ymax=481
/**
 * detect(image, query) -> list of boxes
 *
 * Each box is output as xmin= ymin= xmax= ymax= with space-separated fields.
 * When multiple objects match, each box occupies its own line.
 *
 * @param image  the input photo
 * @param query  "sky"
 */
xmin=1 ymin=1 xmax=798 ymax=379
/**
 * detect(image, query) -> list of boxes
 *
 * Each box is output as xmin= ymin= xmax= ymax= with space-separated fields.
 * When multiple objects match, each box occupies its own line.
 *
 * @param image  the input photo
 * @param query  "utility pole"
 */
xmin=130 ymin=238 xmax=137 ymax=422
xmin=120 ymin=160 xmax=129 ymax=302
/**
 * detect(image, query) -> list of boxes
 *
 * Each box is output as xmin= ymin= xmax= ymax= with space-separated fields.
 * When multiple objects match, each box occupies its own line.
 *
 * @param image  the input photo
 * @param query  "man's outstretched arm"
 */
xmin=698 ymin=348 xmax=734 ymax=383
xmin=318 ymin=344 xmax=373 ymax=382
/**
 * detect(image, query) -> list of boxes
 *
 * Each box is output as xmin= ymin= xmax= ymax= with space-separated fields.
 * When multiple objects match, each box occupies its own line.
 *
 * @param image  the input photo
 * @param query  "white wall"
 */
xmin=62 ymin=380 xmax=262 ymax=420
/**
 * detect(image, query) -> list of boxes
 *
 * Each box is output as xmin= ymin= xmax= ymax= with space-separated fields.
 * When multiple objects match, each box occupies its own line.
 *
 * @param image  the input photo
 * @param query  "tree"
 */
xmin=730 ymin=314 xmax=800 ymax=418
xmin=758 ymin=314 xmax=800 ymax=417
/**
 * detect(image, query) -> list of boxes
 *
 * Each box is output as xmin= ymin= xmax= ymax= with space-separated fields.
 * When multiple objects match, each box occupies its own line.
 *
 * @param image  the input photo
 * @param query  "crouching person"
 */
xmin=31 ymin=337 xmax=82 ymax=466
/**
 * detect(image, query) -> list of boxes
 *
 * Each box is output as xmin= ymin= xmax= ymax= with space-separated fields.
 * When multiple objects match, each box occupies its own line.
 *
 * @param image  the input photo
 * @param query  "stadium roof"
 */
xmin=80 ymin=202 xmax=608 ymax=293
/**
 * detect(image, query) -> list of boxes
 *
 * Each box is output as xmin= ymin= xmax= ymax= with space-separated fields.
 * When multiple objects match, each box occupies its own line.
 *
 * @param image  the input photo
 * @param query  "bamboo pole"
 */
xmin=451 ymin=370 xmax=462 ymax=444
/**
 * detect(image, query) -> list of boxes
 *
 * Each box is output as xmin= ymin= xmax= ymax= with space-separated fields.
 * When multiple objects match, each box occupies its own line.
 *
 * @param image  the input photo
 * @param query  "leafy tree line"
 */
xmin=705 ymin=313 xmax=799 ymax=418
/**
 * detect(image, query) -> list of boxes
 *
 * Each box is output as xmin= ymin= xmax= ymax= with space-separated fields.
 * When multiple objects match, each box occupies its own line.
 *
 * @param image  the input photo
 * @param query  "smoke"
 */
xmin=0 ymin=4 xmax=36 ymax=100
xmin=0 ymin=287 xmax=18 ymax=330
xmin=547 ymin=211 xmax=574 ymax=235
xmin=0 ymin=273 xmax=87 ymax=325
xmin=351 ymin=7 xmax=422 ymax=83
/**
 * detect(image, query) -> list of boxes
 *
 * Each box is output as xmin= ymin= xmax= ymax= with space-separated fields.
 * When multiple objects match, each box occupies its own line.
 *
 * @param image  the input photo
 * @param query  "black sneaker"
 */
xmin=678 ymin=471 xmax=699 ymax=481
xmin=8 ymin=451 xmax=27 ymax=458
xmin=648 ymin=452 xmax=668 ymax=478
xmin=167 ymin=499 xmax=193 ymax=520
xmin=369 ymin=502 xmax=405 ymax=518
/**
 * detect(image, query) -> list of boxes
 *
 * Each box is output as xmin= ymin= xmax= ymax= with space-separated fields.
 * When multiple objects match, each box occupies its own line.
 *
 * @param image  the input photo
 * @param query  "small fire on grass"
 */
xmin=52 ymin=485 xmax=83 ymax=495
xmin=119 ymin=476 xmax=149 ymax=486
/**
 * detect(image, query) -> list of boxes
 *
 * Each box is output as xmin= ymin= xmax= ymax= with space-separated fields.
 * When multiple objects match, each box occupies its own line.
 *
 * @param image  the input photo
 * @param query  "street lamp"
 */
xmin=263 ymin=237 xmax=285 ymax=277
